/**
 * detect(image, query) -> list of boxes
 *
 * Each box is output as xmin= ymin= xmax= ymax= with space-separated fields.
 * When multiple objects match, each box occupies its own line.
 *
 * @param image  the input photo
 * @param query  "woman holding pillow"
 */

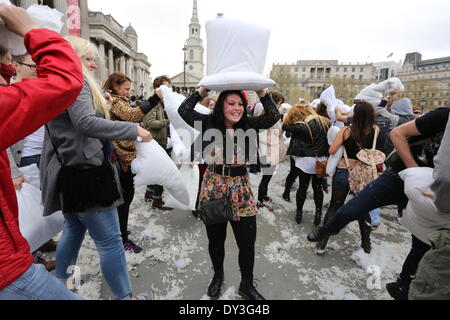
xmin=179 ymin=87 xmax=281 ymax=300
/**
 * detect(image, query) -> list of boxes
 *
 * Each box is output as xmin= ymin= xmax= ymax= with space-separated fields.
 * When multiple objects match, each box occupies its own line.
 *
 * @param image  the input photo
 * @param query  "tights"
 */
xmin=296 ymin=168 xmax=324 ymax=213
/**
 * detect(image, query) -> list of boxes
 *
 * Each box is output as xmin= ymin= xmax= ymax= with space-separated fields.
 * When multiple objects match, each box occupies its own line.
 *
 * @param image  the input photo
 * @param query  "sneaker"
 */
xmin=257 ymin=201 xmax=274 ymax=212
xmin=123 ymin=240 xmax=143 ymax=254
xmin=134 ymin=292 xmax=154 ymax=300
xmin=263 ymin=196 xmax=273 ymax=203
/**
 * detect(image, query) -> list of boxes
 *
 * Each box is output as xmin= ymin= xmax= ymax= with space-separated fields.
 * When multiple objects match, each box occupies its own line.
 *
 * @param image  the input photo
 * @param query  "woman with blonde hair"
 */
xmin=282 ymin=102 xmax=330 ymax=226
xmin=40 ymin=36 xmax=153 ymax=300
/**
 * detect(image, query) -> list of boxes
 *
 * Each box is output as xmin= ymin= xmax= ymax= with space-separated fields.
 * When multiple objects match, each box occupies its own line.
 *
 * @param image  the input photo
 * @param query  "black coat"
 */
xmin=283 ymin=118 xmax=330 ymax=158
xmin=179 ymin=91 xmax=281 ymax=164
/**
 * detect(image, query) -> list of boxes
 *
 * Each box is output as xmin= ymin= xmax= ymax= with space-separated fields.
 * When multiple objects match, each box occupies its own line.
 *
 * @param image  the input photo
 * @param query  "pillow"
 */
xmin=0 ymin=3 xmax=64 ymax=55
xmin=199 ymin=17 xmax=275 ymax=91
xmin=165 ymin=165 xmax=200 ymax=211
xmin=159 ymin=85 xmax=211 ymax=150
xmin=199 ymin=71 xmax=274 ymax=92
xmin=132 ymin=140 xmax=190 ymax=206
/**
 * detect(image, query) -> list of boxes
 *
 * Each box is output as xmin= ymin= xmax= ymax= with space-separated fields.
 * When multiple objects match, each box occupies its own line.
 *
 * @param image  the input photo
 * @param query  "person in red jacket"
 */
xmin=0 ymin=5 xmax=84 ymax=300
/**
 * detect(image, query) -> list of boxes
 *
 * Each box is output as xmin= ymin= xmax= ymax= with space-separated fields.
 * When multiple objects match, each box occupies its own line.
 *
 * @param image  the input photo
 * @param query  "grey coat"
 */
xmin=432 ymin=113 xmax=450 ymax=214
xmin=40 ymin=79 xmax=138 ymax=216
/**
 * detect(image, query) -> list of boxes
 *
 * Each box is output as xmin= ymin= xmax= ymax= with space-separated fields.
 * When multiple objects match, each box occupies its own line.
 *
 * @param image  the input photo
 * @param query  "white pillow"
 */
xmin=132 ymin=140 xmax=190 ymax=206
xmin=199 ymin=71 xmax=274 ymax=92
xmin=165 ymin=165 xmax=200 ymax=211
xmin=159 ymin=85 xmax=211 ymax=150
xmin=16 ymin=183 xmax=64 ymax=252
xmin=199 ymin=17 xmax=275 ymax=91
xmin=0 ymin=4 xmax=64 ymax=55
xmin=326 ymin=126 xmax=344 ymax=177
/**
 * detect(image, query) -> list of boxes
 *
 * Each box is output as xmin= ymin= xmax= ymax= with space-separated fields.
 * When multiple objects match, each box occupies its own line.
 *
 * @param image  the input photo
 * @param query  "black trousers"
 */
xmin=117 ymin=166 xmax=135 ymax=243
xmin=205 ymin=216 xmax=257 ymax=279
xmin=400 ymin=235 xmax=431 ymax=284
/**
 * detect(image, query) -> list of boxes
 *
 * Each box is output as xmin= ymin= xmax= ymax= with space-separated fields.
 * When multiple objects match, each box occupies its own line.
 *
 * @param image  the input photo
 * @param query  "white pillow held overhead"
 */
xmin=198 ymin=17 xmax=275 ymax=91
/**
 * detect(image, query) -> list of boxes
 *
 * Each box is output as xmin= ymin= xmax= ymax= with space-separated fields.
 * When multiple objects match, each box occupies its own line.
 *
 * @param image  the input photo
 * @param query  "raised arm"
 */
xmin=68 ymin=81 xmax=138 ymax=141
xmin=178 ymin=88 xmax=211 ymax=128
xmin=0 ymin=25 xmax=83 ymax=149
xmin=248 ymin=91 xmax=281 ymax=130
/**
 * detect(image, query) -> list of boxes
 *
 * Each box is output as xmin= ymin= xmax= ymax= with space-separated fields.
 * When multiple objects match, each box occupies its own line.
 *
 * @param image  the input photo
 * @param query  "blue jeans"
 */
xmin=19 ymin=154 xmax=41 ymax=168
xmin=0 ymin=264 xmax=83 ymax=300
xmin=56 ymin=208 xmax=132 ymax=300
xmin=324 ymin=170 xmax=409 ymax=235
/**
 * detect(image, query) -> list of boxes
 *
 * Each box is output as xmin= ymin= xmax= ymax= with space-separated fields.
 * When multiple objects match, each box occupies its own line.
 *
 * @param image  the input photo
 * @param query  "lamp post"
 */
xmin=182 ymin=46 xmax=187 ymax=94
xmin=420 ymin=98 xmax=427 ymax=114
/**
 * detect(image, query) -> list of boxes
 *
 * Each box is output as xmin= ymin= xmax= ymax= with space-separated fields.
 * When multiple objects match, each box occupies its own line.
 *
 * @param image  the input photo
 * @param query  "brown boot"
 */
xmin=152 ymin=198 xmax=173 ymax=211
xmin=38 ymin=239 xmax=58 ymax=253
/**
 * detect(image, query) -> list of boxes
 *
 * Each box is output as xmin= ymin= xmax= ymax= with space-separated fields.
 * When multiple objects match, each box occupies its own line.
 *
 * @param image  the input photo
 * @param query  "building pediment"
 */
xmin=171 ymin=72 xmax=203 ymax=84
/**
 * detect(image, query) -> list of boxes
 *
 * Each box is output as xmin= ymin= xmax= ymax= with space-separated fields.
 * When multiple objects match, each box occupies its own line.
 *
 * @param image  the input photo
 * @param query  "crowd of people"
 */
xmin=0 ymin=4 xmax=448 ymax=301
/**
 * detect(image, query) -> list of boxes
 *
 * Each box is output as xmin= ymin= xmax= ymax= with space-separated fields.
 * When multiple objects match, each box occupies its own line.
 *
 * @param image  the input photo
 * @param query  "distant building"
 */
xmin=88 ymin=12 xmax=152 ymax=96
xmin=171 ymin=0 xmax=205 ymax=95
xmin=397 ymin=52 xmax=450 ymax=109
xmin=374 ymin=61 xmax=402 ymax=81
xmin=270 ymin=60 xmax=377 ymax=101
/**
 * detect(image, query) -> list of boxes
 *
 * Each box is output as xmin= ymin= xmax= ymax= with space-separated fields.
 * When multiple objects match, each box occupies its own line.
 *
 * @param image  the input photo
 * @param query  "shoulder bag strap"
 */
xmin=372 ymin=126 xmax=380 ymax=150
xmin=305 ymin=122 xmax=319 ymax=160
xmin=45 ymin=125 xmax=64 ymax=165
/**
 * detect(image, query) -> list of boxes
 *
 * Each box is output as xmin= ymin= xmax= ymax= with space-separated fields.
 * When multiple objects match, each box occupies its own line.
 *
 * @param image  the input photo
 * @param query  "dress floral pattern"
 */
xmin=198 ymin=169 xmax=257 ymax=219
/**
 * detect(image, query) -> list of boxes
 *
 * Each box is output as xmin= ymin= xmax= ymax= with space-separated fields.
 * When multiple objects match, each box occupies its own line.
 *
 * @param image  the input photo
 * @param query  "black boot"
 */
xmin=207 ymin=271 xmax=224 ymax=299
xmin=386 ymin=277 xmax=410 ymax=301
xmin=295 ymin=210 xmax=303 ymax=225
xmin=359 ymin=220 xmax=372 ymax=254
xmin=239 ymin=277 xmax=265 ymax=300
xmin=282 ymin=191 xmax=291 ymax=202
xmin=314 ymin=209 xmax=322 ymax=227
xmin=307 ymin=227 xmax=332 ymax=242
xmin=316 ymin=236 xmax=330 ymax=255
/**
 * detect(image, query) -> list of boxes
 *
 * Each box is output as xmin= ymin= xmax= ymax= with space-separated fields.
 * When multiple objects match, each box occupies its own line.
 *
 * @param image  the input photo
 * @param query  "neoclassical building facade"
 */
xmin=13 ymin=0 xmax=152 ymax=97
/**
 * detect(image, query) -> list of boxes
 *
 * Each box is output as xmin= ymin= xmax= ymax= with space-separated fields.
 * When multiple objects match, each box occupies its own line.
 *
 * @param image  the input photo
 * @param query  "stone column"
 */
xmin=97 ymin=40 xmax=107 ymax=81
xmin=120 ymin=55 xmax=126 ymax=74
xmin=108 ymin=47 xmax=114 ymax=74
xmin=79 ymin=0 xmax=89 ymax=39
xmin=19 ymin=0 xmax=38 ymax=8
xmin=53 ymin=0 xmax=68 ymax=36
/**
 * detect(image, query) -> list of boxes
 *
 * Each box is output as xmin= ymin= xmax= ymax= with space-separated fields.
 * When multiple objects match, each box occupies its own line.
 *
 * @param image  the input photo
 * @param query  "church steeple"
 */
xmin=185 ymin=0 xmax=204 ymax=78
xmin=189 ymin=0 xmax=201 ymax=39
xmin=191 ymin=0 xmax=199 ymax=24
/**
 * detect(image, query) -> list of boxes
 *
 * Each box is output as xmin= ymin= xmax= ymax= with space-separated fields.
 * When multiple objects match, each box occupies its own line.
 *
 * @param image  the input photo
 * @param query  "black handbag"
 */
xmin=45 ymin=125 xmax=121 ymax=214
xmin=200 ymin=198 xmax=234 ymax=226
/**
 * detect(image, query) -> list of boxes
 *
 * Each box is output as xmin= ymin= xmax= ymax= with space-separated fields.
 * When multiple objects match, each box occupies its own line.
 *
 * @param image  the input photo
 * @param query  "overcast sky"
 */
xmin=88 ymin=0 xmax=450 ymax=79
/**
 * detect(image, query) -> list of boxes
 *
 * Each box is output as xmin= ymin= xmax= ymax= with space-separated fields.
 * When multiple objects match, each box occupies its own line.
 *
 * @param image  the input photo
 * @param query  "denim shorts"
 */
xmin=332 ymin=168 xmax=350 ymax=191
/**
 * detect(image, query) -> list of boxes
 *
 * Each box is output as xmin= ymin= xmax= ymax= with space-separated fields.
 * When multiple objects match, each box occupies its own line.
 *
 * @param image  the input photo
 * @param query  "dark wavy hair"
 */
xmin=351 ymin=101 xmax=376 ymax=146
xmin=103 ymin=72 xmax=132 ymax=95
xmin=212 ymin=91 xmax=249 ymax=131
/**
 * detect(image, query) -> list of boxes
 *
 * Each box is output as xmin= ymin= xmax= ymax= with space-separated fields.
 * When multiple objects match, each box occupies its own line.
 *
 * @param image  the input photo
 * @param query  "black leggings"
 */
xmin=258 ymin=166 xmax=276 ymax=203
xmin=400 ymin=235 xmax=431 ymax=284
xmin=284 ymin=157 xmax=298 ymax=193
xmin=205 ymin=216 xmax=257 ymax=279
xmin=295 ymin=167 xmax=324 ymax=212
xmin=117 ymin=166 xmax=135 ymax=243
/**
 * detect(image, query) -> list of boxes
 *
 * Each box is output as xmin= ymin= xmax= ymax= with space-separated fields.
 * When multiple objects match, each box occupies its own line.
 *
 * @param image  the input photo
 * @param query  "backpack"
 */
xmin=344 ymin=127 xmax=386 ymax=194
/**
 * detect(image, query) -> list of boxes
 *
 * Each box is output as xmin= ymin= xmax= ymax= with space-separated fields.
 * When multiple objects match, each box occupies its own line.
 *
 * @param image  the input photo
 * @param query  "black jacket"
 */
xmin=179 ymin=91 xmax=281 ymax=164
xmin=283 ymin=118 xmax=330 ymax=158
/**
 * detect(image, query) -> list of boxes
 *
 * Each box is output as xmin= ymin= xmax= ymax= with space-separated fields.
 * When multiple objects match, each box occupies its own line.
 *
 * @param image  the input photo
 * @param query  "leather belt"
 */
xmin=211 ymin=165 xmax=248 ymax=177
